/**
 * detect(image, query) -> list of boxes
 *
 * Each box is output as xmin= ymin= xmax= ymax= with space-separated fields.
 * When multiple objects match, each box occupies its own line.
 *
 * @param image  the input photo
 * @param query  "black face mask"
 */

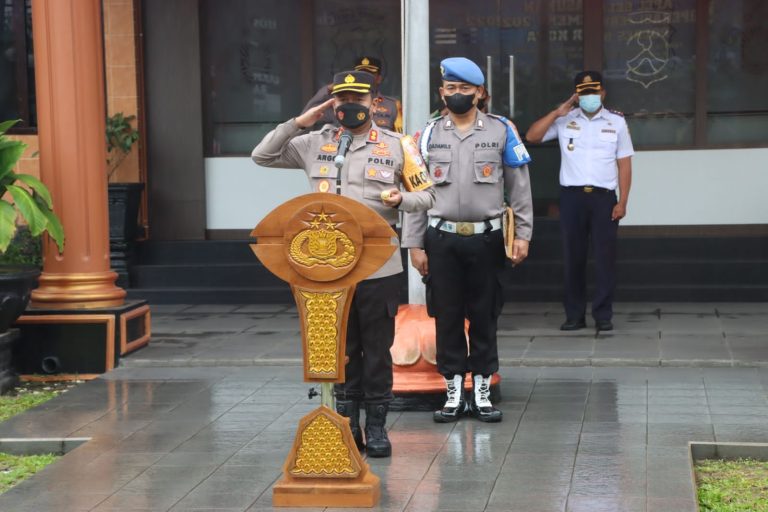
xmin=443 ymin=93 xmax=476 ymax=114
xmin=335 ymin=103 xmax=370 ymax=129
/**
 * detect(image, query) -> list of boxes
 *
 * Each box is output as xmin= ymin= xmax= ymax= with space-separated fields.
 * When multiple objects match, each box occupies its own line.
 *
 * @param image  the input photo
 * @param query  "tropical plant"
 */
xmin=0 ymin=120 xmax=64 ymax=254
xmin=106 ymin=113 xmax=139 ymax=181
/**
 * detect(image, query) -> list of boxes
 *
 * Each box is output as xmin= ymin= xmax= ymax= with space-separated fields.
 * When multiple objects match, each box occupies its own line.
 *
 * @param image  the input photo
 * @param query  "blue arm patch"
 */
xmin=492 ymin=115 xmax=532 ymax=168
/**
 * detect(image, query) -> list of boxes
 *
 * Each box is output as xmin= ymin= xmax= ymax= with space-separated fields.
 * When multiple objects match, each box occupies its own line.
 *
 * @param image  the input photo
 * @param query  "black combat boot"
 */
xmin=469 ymin=374 xmax=503 ymax=422
xmin=336 ymin=399 xmax=365 ymax=451
xmin=364 ymin=402 xmax=392 ymax=458
xmin=433 ymin=374 xmax=467 ymax=423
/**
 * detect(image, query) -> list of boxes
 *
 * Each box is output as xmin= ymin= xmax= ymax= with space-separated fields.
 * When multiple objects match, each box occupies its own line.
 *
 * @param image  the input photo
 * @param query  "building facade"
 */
xmin=3 ymin=0 xmax=767 ymax=300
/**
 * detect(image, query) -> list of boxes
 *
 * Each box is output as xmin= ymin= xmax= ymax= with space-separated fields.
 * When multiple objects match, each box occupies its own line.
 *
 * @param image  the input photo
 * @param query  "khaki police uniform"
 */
xmin=543 ymin=104 xmax=634 ymax=324
xmin=402 ymin=111 xmax=533 ymax=378
xmin=252 ymin=119 xmax=434 ymax=402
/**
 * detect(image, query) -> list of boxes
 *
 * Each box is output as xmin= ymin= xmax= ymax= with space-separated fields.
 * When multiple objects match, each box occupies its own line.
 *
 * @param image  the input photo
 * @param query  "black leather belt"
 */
xmin=562 ymin=185 xmax=614 ymax=193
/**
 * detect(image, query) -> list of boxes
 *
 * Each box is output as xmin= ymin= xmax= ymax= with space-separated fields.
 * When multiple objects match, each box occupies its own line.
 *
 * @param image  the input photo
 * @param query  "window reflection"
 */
xmin=707 ymin=1 xmax=768 ymax=145
xmin=201 ymin=0 xmax=304 ymax=156
xmin=603 ymin=0 xmax=697 ymax=147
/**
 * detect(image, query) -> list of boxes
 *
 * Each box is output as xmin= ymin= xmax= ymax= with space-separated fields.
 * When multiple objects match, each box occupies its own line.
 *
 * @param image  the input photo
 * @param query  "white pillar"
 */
xmin=402 ymin=0 xmax=430 ymax=304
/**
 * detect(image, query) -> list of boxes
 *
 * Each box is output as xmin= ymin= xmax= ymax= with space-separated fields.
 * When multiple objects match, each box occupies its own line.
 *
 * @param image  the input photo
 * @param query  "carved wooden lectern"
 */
xmin=251 ymin=192 xmax=397 ymax=508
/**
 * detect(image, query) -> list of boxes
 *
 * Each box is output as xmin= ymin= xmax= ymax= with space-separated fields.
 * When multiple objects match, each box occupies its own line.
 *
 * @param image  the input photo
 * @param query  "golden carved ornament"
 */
xmin=301 ymin=290 xmax=342 ymax=375
xmin=290 ymin=414 xmax=356 ymax=477
xmin=289 ymin=210 xmax=356 ymax=268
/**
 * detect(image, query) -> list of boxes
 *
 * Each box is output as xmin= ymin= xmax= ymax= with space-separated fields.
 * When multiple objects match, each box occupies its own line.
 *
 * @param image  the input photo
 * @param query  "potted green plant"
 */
xmin=1 ymin=119 xmax=65 ymax=328
xmin=0 ymin=119 xmax=64 ymax=392
xmin=106 ymin=113 xmax=142 ymax=288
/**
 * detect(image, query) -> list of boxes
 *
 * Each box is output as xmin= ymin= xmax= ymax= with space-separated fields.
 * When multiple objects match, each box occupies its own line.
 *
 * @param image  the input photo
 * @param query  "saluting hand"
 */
xmin=555 ymin=94 xmax=578 ymax=117
xmin=295 ymin=98 xmax=335 ymax=129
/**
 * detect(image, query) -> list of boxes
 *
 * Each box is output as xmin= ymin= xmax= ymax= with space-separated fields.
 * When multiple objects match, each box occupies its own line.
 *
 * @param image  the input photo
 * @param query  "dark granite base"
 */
xmin=0 ymin=329 xmax=20 ymax=394
xmin=12 ymin=301 xmax=150 ymax=376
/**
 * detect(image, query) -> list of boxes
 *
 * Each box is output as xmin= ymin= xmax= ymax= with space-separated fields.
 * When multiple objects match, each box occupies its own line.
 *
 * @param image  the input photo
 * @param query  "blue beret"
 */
xmin=440 ymin=57 xmax=484 ymax=86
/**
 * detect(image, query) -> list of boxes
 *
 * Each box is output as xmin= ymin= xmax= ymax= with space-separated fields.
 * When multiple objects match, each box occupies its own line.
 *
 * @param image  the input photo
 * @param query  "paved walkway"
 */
xmin=0 ymin=303 xmax=766 ymax=511
xmin=132 ymin=302 xmax=768 ymax=368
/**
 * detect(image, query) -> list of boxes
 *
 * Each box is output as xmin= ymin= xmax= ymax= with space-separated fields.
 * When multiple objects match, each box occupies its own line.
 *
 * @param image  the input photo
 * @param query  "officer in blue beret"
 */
xmin=403 ymin=57 xmax=534 ymax=423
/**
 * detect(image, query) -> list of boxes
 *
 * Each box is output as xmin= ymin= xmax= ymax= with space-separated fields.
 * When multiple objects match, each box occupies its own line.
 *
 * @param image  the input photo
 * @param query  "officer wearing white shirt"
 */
xmin=527 ymin=71 xmax=634 ymax=332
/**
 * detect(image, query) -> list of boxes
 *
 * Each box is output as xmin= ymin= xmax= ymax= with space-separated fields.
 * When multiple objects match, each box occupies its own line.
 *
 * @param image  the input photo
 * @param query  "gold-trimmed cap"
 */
xmin=353 ymin=56 xmax=382 ymax=74
xmin=331 ymin=70 xmax=375 ymax=95
xmin=574 ymin=70 xmax=603 ymax=94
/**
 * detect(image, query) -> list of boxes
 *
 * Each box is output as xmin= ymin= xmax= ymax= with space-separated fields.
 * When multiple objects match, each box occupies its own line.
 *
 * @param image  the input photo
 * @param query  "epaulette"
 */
xmin=487 ymin=113 xmax=523 ymax=143
xmin=378 ymin=127 xmax=402 ymax=139
xmin=608 ymin=109 xmax=624 ymax=117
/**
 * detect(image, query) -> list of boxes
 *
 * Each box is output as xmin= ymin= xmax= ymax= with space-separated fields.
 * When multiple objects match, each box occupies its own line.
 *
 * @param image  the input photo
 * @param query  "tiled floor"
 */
xmin=0 ymin=303 xmax=766 ymax=511
xmin=1 ymin=365 xmax=767 ymax=511
xmin=132 ymin=303 xmax=768 ymax=368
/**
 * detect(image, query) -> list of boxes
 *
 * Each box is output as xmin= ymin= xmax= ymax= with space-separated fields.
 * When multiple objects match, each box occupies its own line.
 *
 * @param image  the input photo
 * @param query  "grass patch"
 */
xmin=0 ymin=453 xmax=58 ymax=493
xmin=696 ymin=458 xmax=768 ymax=512
xmin=0 ymin=385 xmax=61 ymax=423
xmin=0 ymin=381 xmax=81 ymax=494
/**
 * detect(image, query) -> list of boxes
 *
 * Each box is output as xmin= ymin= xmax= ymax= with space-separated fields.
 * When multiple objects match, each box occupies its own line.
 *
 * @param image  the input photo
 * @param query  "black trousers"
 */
xmin=425 ymin=226 xmax=505 ymax=378
xmin=559 ymin=186 xmax=618 ymax=322
xmin=333 ymin=272 xmax=401 ymax=404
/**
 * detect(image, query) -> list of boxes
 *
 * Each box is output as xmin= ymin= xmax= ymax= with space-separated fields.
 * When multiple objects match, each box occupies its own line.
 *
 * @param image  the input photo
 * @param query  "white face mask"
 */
xmin=579 ymin=94 xmax=602 ymax=113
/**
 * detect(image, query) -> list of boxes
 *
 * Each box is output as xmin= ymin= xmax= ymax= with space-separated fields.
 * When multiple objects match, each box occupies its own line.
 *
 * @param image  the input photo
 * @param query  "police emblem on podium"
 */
xmin=251 ymin=193 xmax=397 ymax=507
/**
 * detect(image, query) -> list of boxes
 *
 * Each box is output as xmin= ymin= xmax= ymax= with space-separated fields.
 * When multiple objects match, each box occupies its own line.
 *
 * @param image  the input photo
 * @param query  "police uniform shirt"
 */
xmin=401 ymin=111 xmax=533 ymax=249
xmin=252 ymin=119 xmax=435 ymax=279
xmin=543 ymin=107 xmax=634 ymax=190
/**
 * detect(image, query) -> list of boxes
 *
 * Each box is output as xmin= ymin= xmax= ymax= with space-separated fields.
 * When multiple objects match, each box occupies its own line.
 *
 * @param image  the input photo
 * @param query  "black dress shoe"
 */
xmin=560 ymin=318 xmax=586 ymax=331
xmin=595 ymin=320 xmax=614 ymax=331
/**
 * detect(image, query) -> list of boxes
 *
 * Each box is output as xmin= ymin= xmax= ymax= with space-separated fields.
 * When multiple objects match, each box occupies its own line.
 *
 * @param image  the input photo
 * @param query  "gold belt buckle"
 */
xmin=456 ymin=222 xmax=474 ymax=236
xmin=583 ymin=186 xmax=594 ymax=193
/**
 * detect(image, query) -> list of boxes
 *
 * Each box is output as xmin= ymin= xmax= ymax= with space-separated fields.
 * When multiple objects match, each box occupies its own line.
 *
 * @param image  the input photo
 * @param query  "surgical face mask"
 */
xmin=443 ymin=93 xmax=476 ymax=115
xmin=335 ymin=103 xmax=370 ymax=129
xmin=578 ymin=94 xmax=602 ymax=113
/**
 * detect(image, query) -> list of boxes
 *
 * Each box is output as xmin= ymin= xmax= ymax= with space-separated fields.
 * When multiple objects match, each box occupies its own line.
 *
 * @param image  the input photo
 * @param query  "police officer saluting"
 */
xmin=402 ymin=57 xmax=533 ymax=423
xmin=526 ymin=71 xmax=634 ymax=332
xmin=252 ymin=70 xmax=435 ymax=457
xmin=300 ymin=56 xmax=403 ymax=133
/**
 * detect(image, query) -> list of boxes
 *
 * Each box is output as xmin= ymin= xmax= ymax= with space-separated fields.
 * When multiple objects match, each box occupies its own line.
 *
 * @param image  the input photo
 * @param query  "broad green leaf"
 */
xmin=0 ymin=119 xmax=21 ymax=136
xmin=6 ymin=185 xmax=47 ymax=236
xmin=0 ymin=201 xmax=18 ymax=253
xmin=15 ymin=174 xmax=53 ymax=209
xmin=0 ymin=140 xmax=26 ymax=181
xmin=33 ymin=194 xmax=65 ymax=253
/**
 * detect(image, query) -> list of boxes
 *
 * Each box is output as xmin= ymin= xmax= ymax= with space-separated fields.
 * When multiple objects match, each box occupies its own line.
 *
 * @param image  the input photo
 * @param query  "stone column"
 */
xmin=30 ymin=0 xmax=125 ymax=309
xmin=402 ymin=0 xmax=430 ymax=305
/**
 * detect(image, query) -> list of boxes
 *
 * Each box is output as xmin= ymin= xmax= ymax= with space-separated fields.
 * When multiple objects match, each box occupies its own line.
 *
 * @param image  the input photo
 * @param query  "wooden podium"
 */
xmin=250 ymin=193 xmax=397 ymax=508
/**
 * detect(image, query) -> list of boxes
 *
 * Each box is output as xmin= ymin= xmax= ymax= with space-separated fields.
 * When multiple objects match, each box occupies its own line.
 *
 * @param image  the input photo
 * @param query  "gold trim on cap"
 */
xmin=576 ymin=81 xmax=602 ymax=92
xmin=332 ymin=84 xmax=371 ymax=94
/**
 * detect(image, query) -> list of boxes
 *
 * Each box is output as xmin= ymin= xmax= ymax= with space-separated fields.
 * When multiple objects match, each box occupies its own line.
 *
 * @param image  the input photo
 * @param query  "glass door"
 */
xmin=429 ymin=0 xmax=584 ymax=217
